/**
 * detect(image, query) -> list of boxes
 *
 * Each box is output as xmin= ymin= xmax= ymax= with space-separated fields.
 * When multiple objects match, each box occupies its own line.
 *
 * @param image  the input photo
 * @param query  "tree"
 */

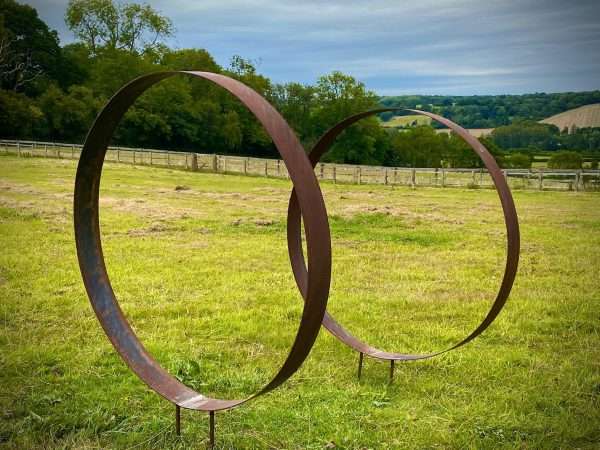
xmin=87 ymin=47 xmax=155 ymax=97
xmin=503 ymin=152 xmax=532 ymax=169
xmin=548 ymin=151 xmax=583 ymax=169
xmin=0 ymin=0 xmax=62 ymax=93
xmin=388 ymin=126 xmax=446 ymax=168
xmin=271 ymin=82 xmax=316 ymax=146
xmin=0 ymin=89 xmax=44 ymax=137
xmin=65 ymin=0 xmax=173 ymax=55
xmin=38 ymin=84 xmax=101 ymax=141
xmin=311 ymin=71 xmax=382 ymax=164
xmin=224 ymin=56 xmax=274 ymax=156
xmin=491 ymin=120 xmax=559 ymax=151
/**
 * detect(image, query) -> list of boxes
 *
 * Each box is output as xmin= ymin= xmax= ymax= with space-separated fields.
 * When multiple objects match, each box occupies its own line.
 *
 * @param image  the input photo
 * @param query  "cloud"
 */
xmin=26 ymin=0 xmax=600 ymax=94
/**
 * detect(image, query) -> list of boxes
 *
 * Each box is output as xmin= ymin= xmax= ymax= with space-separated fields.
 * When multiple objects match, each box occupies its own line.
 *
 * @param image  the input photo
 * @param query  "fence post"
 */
xmin=333 ymin=164 xmax=337 ymax=184
xmin=320 ymin=163 xmax=324 ymax=179
xmin=212 ymin=154 xmax=218 ymax=172
xmin=133 ymin=150 xmax=136 ymax=165
xmin=442 ymin=169 xmax=446 ymax=187
xmin=150 ymin=151 xmax=153 ymax=165
xmin=538 ymin=169 xmax=543 ymax=190
xmin=277 ymin=159 xmax=281 ymax=177
xmin=17 ymin=141 xmax=21 ymax=157
xmin=384 ymin=168 xmax=388 ymax=185
xmin=575 ymin=170 xmax=581 ymax=191
xmin=411 ymin=169 xmax=416 ymax=188
xmin=72 ymin=144 xmax=75 ymax=159
xmin=264 ymin=160 xmax=268 ymax=177
xmin=191 ymin=153 xmax=198 ymax=171
xmin=244 ymin=158 xmax=248 ymax=175
xmin=357 ymin=166 xmax=362 ymax=185
xmin=45 ymin=143 xmax=48 ymax=157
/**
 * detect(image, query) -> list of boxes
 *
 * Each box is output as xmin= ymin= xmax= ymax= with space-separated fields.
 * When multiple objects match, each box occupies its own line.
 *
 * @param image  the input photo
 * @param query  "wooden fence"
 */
xmin=2 ymin=139 xmax=599 ymax=191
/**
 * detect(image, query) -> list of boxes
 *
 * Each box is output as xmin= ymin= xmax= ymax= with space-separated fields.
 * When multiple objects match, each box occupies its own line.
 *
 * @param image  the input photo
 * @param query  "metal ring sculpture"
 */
xmin=74 ymin=71 xmax=332 ymax=415
xmin=287 ymin=108 xmax=520 ymax=372
xmin=75 ymin=72 xmax=519 ymax=445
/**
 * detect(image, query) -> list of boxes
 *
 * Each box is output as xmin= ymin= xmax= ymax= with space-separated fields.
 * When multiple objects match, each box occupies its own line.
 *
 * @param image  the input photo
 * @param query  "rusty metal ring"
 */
xmin=74 ymin=71 xmax=332 ymax=411
xmin=287 ymin=108 xmax=520 ymax=361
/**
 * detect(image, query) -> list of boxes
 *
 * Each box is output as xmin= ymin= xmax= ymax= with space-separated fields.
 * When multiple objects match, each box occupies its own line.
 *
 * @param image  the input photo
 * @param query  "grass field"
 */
xmin=380 ymin=115 xmax=432 ymax=128
xmin=1 ymin=155 xmax=599 ymax=449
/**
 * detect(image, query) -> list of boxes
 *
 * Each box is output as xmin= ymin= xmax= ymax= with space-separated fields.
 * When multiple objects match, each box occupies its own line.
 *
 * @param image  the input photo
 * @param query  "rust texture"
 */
xmin=287 ymin=108 xmax=520 ymax=362
xmin=74 ymin=71 xmax=332 ymax=412
xmin=74 ymin=72 xmax=520 ymax=424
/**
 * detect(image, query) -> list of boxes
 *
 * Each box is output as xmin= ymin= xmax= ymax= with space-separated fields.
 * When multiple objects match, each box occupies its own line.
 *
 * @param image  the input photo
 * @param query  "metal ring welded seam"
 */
xmin=287 ymin=108 xmax=520 ymax=361
xmin=74 ymin=71 xmax=332 ymax=411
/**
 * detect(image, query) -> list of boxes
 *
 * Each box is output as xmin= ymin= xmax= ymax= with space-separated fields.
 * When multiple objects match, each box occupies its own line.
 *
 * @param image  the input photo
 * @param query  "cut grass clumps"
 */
xmin=1 ymin=156 xmax=599 ymax=449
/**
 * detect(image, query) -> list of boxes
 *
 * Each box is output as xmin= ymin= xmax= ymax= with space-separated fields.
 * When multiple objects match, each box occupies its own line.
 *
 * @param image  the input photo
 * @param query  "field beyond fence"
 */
xmin=2 ymin=139 xmax=600 ymax=191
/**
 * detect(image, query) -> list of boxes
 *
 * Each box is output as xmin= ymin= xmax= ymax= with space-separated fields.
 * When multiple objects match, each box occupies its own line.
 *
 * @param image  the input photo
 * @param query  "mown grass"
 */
xmin=0 ymin=155 xmax=599 ymax=449
xmin=379 ymin=115 xmax=432 ymax=128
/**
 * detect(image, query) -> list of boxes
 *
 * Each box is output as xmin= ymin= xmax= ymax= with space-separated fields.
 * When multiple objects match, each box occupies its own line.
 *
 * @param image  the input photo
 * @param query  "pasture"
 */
xmin=380 ymin=115 xmax=432 ymax=128
xmin=0 ymin=155 xmax=599 ymax=449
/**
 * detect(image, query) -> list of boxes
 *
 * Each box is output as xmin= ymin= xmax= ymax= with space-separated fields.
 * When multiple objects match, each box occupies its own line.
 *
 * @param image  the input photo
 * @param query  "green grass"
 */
xmin=380 ymin=115 xmax=432 ymax=128
xmin=1 ymin=155 xmax=599 ymax=449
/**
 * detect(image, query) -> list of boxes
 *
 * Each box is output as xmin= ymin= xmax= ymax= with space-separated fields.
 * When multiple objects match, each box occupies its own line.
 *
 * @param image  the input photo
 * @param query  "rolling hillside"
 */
xmin=540 ymin=103 xmax=600 ymax=131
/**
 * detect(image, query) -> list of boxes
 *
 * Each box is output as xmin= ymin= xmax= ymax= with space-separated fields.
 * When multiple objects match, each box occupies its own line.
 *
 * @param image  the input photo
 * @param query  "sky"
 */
xmin=27 ymin=0 xmax=600 ymax=96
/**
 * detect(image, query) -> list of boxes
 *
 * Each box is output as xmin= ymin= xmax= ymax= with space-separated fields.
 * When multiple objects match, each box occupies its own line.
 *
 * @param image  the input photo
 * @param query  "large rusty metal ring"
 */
xmin=74 ymin=71 xmax=332 ymax=411
xmin=287 ymin=108 xmax=520 ymax=361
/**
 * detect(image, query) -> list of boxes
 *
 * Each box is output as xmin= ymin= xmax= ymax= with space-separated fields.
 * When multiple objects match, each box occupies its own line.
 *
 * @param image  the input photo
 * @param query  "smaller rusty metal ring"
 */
xmin=287 ymin=108 xmax=520 ymax=361
xmin=74 ymin=71 xmax=332 ymax=411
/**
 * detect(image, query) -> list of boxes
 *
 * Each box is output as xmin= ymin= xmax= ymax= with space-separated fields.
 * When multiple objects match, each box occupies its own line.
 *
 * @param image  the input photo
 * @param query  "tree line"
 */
xmin=380 ymin=92 xmax=600 ymax=129
xmin=0 ymin=0 xmax=598 ymax=169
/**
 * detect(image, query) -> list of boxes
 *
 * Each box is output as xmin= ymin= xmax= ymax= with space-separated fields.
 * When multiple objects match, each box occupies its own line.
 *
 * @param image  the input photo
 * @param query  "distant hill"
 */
xmin=379 ymin=91 xmax=600 ymax=128
xmin=540 ymin=104 xmax=600 ymax=131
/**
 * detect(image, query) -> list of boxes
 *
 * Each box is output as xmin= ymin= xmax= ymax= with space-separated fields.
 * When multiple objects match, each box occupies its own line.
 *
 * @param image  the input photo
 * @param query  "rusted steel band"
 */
xmin=74 ymin=71 xmax=332 ymax=411
xmin=287 ymin=108 xmax=520 ymax=361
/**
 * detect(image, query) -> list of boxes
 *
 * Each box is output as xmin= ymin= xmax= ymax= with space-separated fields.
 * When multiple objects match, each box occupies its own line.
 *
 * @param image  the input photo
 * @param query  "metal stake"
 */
xmin=357 ymin=352 xmax=364 ymax=379
xmin=175 ymin=404 xmax=181 ymax=435
xmin=209 ymin=411 xmax=215 ymax=448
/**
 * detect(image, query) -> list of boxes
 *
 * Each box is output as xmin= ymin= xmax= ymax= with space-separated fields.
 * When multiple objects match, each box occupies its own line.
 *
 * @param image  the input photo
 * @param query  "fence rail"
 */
xmin=2 ymin=139 xmax=599 ymax=191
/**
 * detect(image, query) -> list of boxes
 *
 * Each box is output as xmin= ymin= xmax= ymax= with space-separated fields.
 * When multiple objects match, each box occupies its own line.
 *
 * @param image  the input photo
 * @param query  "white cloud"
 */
xmin=26 ymin=0 xmax=600 ymax=94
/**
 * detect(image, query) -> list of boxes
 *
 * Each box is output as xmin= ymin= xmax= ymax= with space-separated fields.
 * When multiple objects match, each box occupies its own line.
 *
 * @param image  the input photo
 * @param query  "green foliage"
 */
xmin=385 ymin=129 xmax=505 ymax=168
xmin=2 ymin=0 xmax=600 ymax=167
xmin=388 ymin=126 xmax=446 ymax=167
xmin=38 ymin=84 xmax=102 ymax=141
xmin=491 ymin=121 xmax=600 ymax=154
xmin=381 ymin=91 xmax=600 ymax=128
xmin=548 ymin=151 xmax=583 ymax=169
xmin=0 ymin=0 xmax=62 ymax=93
xmin=65 ymin=0 xmax=173 ymax=55
xmin=311 ymin=71 xmax=383 ymax=164
xmin=491 ymin=120 xmax=559 ymax=150
xmin=504 ymin=152 xmax=532 ymax=169
xmin=0 ymin=89 xmax=43 ymax=137
xmin=271 ymin=82 xmax=317 ymax=146
xmin=559 ymin=127 xmax=600 ymax=151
